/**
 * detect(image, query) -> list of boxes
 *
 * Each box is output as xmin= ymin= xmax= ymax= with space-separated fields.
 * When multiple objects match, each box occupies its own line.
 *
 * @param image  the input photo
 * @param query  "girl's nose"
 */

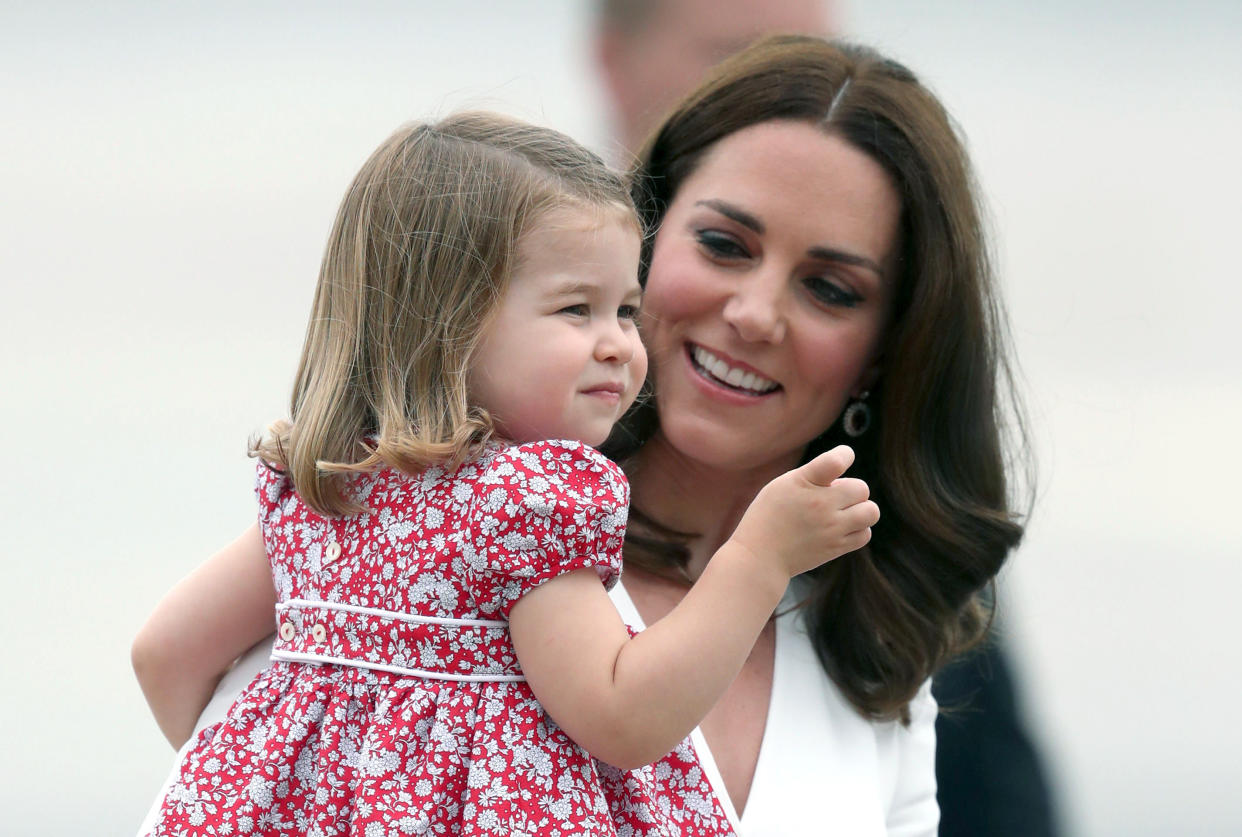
xmin=722 ymin=272 xmax=787 ymax=344
xmin=594 ymin=318 xmax=636 ymax=363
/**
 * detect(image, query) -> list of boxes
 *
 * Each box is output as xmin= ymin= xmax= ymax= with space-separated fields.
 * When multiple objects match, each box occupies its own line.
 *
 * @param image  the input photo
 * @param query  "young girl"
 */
xmin=134 ymin=111 xmax=878 ymax=837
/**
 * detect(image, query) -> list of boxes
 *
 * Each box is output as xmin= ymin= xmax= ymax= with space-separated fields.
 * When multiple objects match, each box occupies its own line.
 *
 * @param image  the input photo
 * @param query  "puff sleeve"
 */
xmin=252 ymin=458 xmax=309 ymax=602
xmin=253 ymin=459 xmax=290 ymax=523
xmin=463 ymin=440 xmax=629 ymax=619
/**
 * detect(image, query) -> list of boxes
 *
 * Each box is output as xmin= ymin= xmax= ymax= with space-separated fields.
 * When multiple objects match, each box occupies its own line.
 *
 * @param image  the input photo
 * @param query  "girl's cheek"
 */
xmin=634 ymin=342 xmax=650 ymax=382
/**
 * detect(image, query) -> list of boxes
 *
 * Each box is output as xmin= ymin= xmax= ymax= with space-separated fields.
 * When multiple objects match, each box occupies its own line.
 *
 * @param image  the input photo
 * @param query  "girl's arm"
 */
xmin=131 ymin=524 xmax=275 ymax=748
xmin=510 ymin=446 xmax=876 ymax=769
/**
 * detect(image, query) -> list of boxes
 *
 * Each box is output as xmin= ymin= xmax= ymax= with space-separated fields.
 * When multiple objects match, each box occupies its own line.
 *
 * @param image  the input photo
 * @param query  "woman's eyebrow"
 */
xmin=697 ymin=198 xmax=885 ymax=279
xmin=807 ymin=246 xmax=886 ymax=279
xmin=695 ymin=199 xmax=764 ymax=234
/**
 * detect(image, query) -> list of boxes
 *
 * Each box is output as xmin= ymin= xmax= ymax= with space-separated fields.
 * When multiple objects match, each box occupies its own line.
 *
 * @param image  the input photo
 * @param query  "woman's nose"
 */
xmin=722 ymin=273 xmax=787 ymax=344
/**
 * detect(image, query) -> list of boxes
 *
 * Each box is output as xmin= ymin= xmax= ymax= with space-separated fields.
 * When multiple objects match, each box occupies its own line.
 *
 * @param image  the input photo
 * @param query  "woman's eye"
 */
xmin=805 ymin=276 xmax=862 ymax=308
xmin=695 ymin=230 xmax=749 ymax=260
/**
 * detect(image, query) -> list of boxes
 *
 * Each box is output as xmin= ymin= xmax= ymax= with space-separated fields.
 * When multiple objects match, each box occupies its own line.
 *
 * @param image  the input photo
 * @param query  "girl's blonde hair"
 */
xmin=254 ymin=112 xmax=637 ymax=515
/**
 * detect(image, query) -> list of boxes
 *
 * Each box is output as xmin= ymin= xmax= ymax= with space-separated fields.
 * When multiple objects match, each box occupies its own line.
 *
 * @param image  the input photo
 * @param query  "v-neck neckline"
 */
xmin=608 ymin=579 xmax=791 ymax=833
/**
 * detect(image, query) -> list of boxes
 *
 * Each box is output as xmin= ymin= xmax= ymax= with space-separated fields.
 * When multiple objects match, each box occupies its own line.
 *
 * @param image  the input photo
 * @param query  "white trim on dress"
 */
xmin=280 ymin=597 xmax=509 ymax=627
xmin=268 ymin=649 xmax=526 ymax=682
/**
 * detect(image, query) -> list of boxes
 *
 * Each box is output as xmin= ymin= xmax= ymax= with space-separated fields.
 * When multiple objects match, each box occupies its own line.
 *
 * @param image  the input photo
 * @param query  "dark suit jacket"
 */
xmin=933 ymin=638 xmax=1062 ymax=837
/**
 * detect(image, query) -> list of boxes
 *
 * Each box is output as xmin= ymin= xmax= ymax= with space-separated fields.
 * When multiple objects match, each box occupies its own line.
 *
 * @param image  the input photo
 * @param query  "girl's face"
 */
xmin=642 ymin=120 xmax=901 ymax=472
xmin=469 ymin=208 xmax=647 ymax=447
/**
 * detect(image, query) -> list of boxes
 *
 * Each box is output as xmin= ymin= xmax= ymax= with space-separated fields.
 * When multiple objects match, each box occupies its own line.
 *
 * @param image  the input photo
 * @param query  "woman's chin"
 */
xmin=656 ymin=415 xmax=805 ymax=475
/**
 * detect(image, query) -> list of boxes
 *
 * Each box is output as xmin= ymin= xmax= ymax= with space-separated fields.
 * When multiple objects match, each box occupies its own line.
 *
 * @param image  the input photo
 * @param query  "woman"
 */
xmin=596 ymin=34 xmax=1025 ymax=834
xmin=139 ymin=36 xmax=1026 ymax=837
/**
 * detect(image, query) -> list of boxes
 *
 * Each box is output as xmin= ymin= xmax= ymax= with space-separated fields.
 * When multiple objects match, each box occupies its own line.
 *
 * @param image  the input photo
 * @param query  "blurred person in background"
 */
xmin=593 ymin=0 xmax=836 ymax=156
xmin=592 ymin=3 xmax=1061 ymax=835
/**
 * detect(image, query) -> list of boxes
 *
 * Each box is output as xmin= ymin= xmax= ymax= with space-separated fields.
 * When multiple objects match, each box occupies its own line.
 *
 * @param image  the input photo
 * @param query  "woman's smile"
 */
xmin=686 ymin=343 xmax=781 ymax=396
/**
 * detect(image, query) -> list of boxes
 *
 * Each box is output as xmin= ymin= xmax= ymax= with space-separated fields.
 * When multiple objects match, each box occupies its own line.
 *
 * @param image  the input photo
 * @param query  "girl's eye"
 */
xmin=804 ymin=276 xmax=862 ymax=308
xmin=558 ymin=304 xmax=589 ymax=317
xmin=695 ymin=230 xmax=749 ymax=260
xmin=618 ymin=304 xmax=641 ymax=321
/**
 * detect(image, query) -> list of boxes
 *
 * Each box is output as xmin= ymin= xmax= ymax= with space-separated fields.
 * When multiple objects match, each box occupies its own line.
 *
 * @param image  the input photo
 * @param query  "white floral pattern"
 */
xmin=148 ymin=440 xmax=736 ymax=836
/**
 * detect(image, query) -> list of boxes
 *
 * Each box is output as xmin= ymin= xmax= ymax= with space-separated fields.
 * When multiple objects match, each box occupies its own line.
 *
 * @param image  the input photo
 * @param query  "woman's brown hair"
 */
xmin=605 ymin=35 xmax=1032 ymax=721
xmin=254 ymin=112 xmax=636 ymax=516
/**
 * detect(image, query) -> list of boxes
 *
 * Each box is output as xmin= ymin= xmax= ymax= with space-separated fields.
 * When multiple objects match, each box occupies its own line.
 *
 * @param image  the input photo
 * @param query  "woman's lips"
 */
xmin=685 ymin=343 xmax=781 ymax=398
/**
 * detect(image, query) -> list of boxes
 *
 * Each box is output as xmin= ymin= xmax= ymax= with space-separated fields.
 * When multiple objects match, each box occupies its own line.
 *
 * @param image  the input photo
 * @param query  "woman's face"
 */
xmin=642 ymin=120 xmax=902 ymax=472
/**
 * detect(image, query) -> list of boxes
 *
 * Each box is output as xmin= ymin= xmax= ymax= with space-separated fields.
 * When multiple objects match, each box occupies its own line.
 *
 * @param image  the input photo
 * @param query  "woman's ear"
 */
xmin=853 ymin=361 xmax=883 ymax=398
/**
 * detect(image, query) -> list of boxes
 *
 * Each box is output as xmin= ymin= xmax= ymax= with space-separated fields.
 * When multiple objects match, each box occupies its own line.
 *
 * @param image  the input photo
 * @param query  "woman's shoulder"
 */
xmin=752 ymin=596 xmax=938 ymax=831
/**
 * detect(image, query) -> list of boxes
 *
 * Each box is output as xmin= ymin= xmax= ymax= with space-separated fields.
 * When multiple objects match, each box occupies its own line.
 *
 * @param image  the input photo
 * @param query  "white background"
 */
xmin=2 ymin=1 xmax=1239 ymax=834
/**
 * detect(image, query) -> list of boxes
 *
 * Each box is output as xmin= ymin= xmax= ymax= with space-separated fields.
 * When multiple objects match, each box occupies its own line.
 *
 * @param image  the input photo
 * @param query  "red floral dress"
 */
xmin=147 ymin=440 xmax=736 ymax=837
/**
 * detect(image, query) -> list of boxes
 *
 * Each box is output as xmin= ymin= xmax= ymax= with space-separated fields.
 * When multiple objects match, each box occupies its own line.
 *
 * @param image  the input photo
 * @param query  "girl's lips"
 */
xmin=581 ymin=383 xmax=625 ymax=403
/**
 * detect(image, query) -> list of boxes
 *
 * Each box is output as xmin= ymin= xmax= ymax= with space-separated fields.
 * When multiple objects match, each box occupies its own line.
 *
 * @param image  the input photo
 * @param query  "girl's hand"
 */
xmin=728 ymin=445 xmax=878 ymax=580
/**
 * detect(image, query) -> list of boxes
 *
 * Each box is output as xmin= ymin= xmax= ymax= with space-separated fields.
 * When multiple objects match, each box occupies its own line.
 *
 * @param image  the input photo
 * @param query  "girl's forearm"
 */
xmin=132 ymin=635 xmax=225 ymax=747
xmin=589 ymin=448 xmax=873 ymax=764
xmin=132 ymin=525 xmax=276 ymax=748
xmin=591 ymin=543 xmax=787 ymax=767
xmin=611 ymin=545 xmax=783 ymax=762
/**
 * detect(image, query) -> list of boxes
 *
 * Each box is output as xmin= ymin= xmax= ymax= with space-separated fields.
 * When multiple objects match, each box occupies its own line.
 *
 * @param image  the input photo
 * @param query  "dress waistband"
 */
xmin=270 ymin=598 xmax=525 ymax=682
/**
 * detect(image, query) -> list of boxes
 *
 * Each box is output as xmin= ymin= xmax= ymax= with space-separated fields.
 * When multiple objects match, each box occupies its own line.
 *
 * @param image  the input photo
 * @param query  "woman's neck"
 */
xmin=626 ymin=431 xmax=801 ymax=581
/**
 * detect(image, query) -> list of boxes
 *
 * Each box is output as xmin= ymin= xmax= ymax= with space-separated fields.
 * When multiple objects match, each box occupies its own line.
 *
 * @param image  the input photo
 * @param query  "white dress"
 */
xmin=139 ymin=580 xmax=938 ymax=836
xmin=608 ymin=580 xmax=939 ymax=837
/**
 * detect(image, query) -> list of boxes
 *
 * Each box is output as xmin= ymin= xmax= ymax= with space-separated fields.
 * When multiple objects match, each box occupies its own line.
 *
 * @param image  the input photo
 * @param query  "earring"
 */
xmin=842 ymin=391 xmax=872 ymax=437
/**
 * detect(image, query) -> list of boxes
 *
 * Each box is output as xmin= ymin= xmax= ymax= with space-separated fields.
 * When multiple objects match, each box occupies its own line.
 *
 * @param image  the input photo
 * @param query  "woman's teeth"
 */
xmin=691 ymin=345 xmax=779 ymax=394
